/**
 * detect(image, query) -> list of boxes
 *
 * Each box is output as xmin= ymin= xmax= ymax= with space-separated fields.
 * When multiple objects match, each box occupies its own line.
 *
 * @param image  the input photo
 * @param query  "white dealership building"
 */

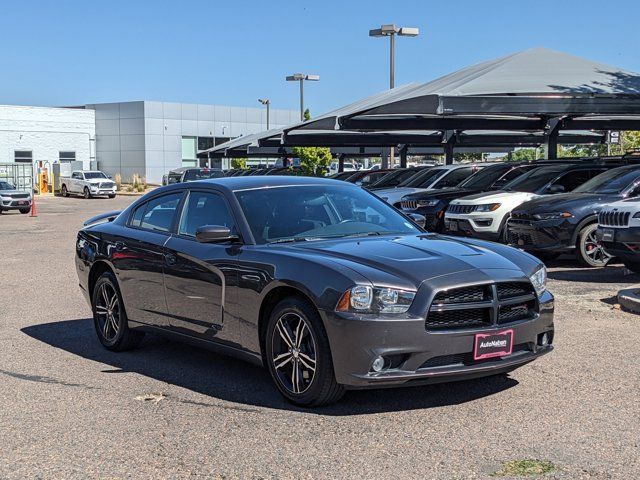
xmin=0 ymin=101 xmax=298 ymax=184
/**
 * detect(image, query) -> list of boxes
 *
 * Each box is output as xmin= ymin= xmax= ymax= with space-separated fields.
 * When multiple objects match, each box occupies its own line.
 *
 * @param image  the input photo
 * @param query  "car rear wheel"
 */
xmin=83 ymin=187 xmax=91 ymax=199
xmin=265 ymin=297 xmax=344 ymax=407
xmin=92 ymin=272 xmax=144 ymax=351
xmin=61 ymin=184 xmax=69 ymax=197
xmin=577 ymin=223 xmax=611 ymax=267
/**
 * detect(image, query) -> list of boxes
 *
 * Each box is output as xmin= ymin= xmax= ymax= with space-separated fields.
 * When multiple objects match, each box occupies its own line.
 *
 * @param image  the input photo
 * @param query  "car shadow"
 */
xmin=547 ymin=264 xmax=640 ymax=284
xmin=22 ymin=318 xmax=519 ymax=415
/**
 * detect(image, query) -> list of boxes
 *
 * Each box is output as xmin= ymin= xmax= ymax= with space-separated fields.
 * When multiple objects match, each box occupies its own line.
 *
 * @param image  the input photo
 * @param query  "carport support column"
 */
xmin=399 ymin=145 xmax=408 ymax=168
xmin=381 ymin=147 xmax=390 ymax=169
xmin=544 ymin=117 xmax=562 ymax=160
xmin=443 ymin=130 xmax=455 ymax=165
xmin=338 ymin=154 xmax=345 ymax=173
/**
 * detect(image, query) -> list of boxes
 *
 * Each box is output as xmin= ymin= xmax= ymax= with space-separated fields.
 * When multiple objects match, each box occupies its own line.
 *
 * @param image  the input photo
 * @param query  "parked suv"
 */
xmin=445 ymin=163 xmax=612 ymax=242
xmin=400 ymin=163 xmax=536 ymax=232
xmin=374 ymin=164 xmax=484 ymax=208
xmin=165 ymin=167 xmax=225 ymax=185
xmin=597 ymin=199 xmax=640 ymax=272
xmin=507 ymin=165 xmax=640 ymax=266
xmin=0 ymin=180 xmax=32 ymax=214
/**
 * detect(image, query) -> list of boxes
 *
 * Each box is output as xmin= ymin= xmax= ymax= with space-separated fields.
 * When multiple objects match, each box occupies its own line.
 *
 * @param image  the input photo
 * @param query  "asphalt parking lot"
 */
xmin=1 ymin=195 xmax=639 ymax=479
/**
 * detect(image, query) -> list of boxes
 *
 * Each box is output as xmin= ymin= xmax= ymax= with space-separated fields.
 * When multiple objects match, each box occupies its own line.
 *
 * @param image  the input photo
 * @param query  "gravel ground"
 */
xmin=0 ymin=195 xmax=638 ymax=480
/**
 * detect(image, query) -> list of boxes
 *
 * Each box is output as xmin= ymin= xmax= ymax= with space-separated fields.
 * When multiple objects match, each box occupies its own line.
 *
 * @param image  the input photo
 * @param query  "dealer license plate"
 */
xmin=474 ymin=329 xmax=514 ymax=360
xmin=447 ymin=220 xmax=459 ymax=232
xmin=18 ymin=200 xmax=27 ymax=205
xmin=601 ymin=228 xmax=614 ymax=242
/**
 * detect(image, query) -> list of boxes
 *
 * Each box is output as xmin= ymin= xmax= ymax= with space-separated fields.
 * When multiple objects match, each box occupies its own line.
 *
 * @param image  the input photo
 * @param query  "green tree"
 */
xmin=292 ymin=146 xmax=332 ymax=176
xmin=231 ymin=158 xmax=247 ymax=169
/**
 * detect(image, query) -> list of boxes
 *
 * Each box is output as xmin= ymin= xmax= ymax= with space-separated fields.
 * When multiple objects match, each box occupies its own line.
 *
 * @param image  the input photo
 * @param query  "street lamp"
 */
xmin=369 ymin=24 xmax=419 ymax=89
xmin=369 ymin=24 xmax=419 ymax=167
xmin=258 ymin=98 xmax=270 ymax=130
xmin=286 ymin=73 xmax=320 ymax=121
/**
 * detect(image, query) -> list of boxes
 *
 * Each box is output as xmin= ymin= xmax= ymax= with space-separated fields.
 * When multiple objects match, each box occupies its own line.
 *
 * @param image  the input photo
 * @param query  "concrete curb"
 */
xmin=617 ymin=285 xmax=640 ymax=314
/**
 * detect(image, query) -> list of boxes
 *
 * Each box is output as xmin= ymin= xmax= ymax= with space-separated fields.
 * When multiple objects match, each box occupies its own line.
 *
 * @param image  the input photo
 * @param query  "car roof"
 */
xmin=191 ymin=175 xmax=347 ymax=191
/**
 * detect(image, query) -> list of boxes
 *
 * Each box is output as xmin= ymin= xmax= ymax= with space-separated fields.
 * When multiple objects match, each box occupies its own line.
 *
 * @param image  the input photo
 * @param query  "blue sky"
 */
xmin=1 ymin=0 xmax=639 ymax=114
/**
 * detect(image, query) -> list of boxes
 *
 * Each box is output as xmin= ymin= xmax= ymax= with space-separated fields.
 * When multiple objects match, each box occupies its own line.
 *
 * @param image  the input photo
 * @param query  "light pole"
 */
xmin=258 ymin=98 xmax=270 ymax=130
xmin=286 ymin=73 xmax=320 ymax=121
xmin=369 ymin=24 xmax=419 ymax=167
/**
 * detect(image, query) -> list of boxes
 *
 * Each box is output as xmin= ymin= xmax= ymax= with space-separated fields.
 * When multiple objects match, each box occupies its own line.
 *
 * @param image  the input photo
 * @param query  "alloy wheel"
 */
xmin=270 ymin=312 xmax=317 ymax=394
xmin=583 ymin=228 xmax=611 ymax=266
xmin=94 ymin=282 xmax=120 ymax=341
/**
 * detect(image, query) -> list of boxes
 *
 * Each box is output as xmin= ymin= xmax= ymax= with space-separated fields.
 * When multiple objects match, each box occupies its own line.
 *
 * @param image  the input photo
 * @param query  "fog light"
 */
xmin=371 ymin=356 xmax=385 ymax=372
xmin=538 ymin=331 xmax=552 ymax=347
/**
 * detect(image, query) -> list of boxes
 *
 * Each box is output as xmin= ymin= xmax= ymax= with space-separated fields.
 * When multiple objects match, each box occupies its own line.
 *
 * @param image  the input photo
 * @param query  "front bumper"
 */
xmin=90 ymin=186 xmax=117 ymax=195
xmin=506 ymin=218 xmax=576 ymax=253
xmin=321 ymin=290 xmax=554 ymax=388
xmin=444 ymin=215 xmax=502 ymax=241
xmin=1 ymin=198 xmax=32 ymax=209
xmin=402 ymin=206 xmax=445 ymax=232
xmin=597 ymin=226 xmax=640 ymax=261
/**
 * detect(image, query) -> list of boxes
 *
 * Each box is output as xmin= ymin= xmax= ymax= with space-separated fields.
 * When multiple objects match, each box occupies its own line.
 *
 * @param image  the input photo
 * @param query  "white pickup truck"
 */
xmin=61 ymin=170 xmax=117 ymax=199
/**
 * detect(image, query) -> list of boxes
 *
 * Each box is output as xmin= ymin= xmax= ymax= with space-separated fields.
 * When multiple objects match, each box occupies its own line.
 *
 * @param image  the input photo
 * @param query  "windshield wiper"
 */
xmin=268 ymin=237 xmax=312 ymax=244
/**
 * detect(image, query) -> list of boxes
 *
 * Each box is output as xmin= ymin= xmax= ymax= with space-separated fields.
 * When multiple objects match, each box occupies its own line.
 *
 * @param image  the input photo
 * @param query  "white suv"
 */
xmin=597 ymin=198 xmax=640 ymax=272
xmin=374 ymin=164 xmax=484 ymax=208
xmin=445 ymin=163 xmax=611 ymax=241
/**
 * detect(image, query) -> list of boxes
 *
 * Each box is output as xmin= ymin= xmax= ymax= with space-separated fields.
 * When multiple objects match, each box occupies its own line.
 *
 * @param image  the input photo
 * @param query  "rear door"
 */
xmin=70 ymin=172 xmax=83 ymax=193
xmin=163 ymin=189 xmax=239 ymax=339
xmin=110 ymin=191 xmax=184 ymax=327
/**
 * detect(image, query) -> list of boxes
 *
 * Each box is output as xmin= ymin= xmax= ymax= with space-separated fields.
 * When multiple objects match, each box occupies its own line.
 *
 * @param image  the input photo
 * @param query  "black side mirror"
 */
xmin=195 ymin=225 xmax=238 ymax=243
xmin=407 ymin=213 xmax=427 ymax=229
xmin=546 ymin=184 xmax=565 ymax=194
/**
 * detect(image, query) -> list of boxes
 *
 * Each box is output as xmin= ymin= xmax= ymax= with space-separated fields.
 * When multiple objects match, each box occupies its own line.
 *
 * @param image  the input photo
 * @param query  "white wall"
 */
xmin=0 ymin=105 xmax=95 ymax=169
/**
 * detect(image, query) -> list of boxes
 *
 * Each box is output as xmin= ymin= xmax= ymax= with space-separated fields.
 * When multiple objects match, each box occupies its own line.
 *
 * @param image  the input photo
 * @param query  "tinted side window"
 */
xmin=179 ymin=191 xmax=235 ymax=237
xmin=432 ymin=167 xmax=474 ymax=189
xmin=553 ymin=169 xmax=603 ymax=192
xmin=130 ymin=192 xmax=183 ymax=233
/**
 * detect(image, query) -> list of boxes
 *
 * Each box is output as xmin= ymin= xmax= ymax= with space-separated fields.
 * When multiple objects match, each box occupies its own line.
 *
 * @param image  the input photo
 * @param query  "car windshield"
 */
xmin=84 ymin=172 xmax=108 ymax=179
xmin=183 ymin=169 xmax=225 ymax=181
xmin=235 ymin=184 xmax=421 ymax=244
xmin=0 ymin=181 xmax=16 ymax=190
xmin=502 ymin=166 xmax=567 ymax=193
xmin=404 ymin=168 xmax=445 ymax=188
xmin=368 ymin=169 xmax=421 ymax=188
xmin=459 ymin=165 xmax=512 ymax=189
xmin=573 ymin=167 xmax=640 ymax=194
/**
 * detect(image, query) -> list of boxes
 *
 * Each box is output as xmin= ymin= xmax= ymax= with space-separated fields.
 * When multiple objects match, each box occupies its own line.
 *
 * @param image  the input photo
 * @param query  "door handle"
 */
xmin=114 ymin=241 xmax=126 ymax=251
xmin=164 ymin=253 xmax=177 ymax=266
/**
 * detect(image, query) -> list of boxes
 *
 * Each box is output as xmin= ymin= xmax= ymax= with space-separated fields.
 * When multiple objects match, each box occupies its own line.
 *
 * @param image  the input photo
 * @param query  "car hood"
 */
xmin=403 ymin=187 xmax=478 ymax=201
xmin=451 ymin=190 xmax=538 ymax=205
xmin=0 ymin=189 xmax=30 ymax=196
xmin=513 ymin=192 xmax=621 ymax=214
xmin=373 ymin=187 xmax=423 ymax=203
xmin=278 ymin=234 xmax=539 ymax=289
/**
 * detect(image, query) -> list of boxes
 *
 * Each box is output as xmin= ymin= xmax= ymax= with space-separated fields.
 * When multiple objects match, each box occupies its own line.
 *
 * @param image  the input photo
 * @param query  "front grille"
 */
xmin=401 ymin=200 xmax=418 ymax=209
xmin=7 ymin=193 xmax=29 ymax=199
xmin=510 ymin=211 xmax=532 ymax=220
xmin=419 ymin=343 xmax=532 ymax=369
xmin=99 ymin=181 xmax=115 ymax=189
xmin=447 ymin=204 xmax=478 ymax=215
xmin=598 ymin=210 xmax=630 ymax=227
xmin=426 ymin=282 xmax=537 ymax=331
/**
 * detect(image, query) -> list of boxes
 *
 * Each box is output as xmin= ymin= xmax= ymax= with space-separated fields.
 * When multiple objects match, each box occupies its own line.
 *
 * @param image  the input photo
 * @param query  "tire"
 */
xmin=108 ymin=194 xmax=116 ymax=199
xmin=61 ymin=184 xmax=69 ymax=197
xmin=623 ymin=260 xmax=640 ymax=273
xmin=19 ymin=208 xmax=30 ymax=214
xmin=265 ymin=296 xmax=345 ymax=407
xmin=83 ymin=187 xmax=91 ymax=199
xmin=577 ymin=223 xmax=612 ymax=267
xmin=91 ymin=271 xmax=144 ymax=351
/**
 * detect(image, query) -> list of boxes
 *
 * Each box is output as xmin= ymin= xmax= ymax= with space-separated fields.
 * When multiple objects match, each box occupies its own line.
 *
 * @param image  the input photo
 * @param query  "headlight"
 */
xmin=336 ymin=285 xmax=416 ymax=313
xmin=417 ymin=199 xmax=439 ymax=207
xmin=529 ymin=265 xmax=547 ymax=297
xmin=533 ymin=212 xmax=572 ymax=220
xmin=475 ymin=203 xmax=501 ymax=212
xmin=632 ymin=212 xmax=640 ymax=218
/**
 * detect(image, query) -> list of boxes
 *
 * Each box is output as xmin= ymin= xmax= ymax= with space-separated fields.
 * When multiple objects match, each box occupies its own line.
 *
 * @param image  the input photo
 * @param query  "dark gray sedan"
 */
xmin=75 ymin=176 xmax=554 ymax=406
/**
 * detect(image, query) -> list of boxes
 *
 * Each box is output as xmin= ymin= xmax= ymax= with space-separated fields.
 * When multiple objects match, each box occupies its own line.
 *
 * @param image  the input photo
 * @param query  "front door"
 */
xmin=163 ymin=190 xmax=239 ymax=339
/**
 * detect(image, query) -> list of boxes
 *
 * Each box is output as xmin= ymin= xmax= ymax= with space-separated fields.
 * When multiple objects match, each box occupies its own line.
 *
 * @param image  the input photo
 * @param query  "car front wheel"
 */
xmin=92 ymin=272 xmax=144 ymax=351
xmin=265 ymin=297 xmax=344 ymax=407
xmin=577 ymin=223 xmax=611 ymax=267
xmin=83 ymin=187 xmax=91 ymax=199
xmin=19 ymin=208 xmax=30 ymax=214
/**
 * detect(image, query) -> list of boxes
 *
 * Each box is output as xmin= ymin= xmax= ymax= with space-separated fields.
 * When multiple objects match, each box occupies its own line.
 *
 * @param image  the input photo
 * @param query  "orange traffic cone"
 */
xmin=30 ymin=196 xmax=38 ymax=217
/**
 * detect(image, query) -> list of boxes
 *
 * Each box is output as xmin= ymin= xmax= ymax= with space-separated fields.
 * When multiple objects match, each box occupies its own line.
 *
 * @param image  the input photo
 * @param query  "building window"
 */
xmin=197 ymin=137 xmax=214 ymax=151
xmin=181 ymin=136 xmax=197 ymax=167
xmin=14 ymin=151 xmax=33 ymax=163
xmin=214 ymin=137 xmax=231 ymax=146
xmin=59 ymin=151 xmax=76 ymax=163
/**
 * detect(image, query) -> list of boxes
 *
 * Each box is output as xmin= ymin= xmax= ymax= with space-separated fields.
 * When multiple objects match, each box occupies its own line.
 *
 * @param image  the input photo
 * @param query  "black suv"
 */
xmin=399 ymin=163 xmax=536 ymax=232
xmin=507 ymin=165 xmax=640 ymax=266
